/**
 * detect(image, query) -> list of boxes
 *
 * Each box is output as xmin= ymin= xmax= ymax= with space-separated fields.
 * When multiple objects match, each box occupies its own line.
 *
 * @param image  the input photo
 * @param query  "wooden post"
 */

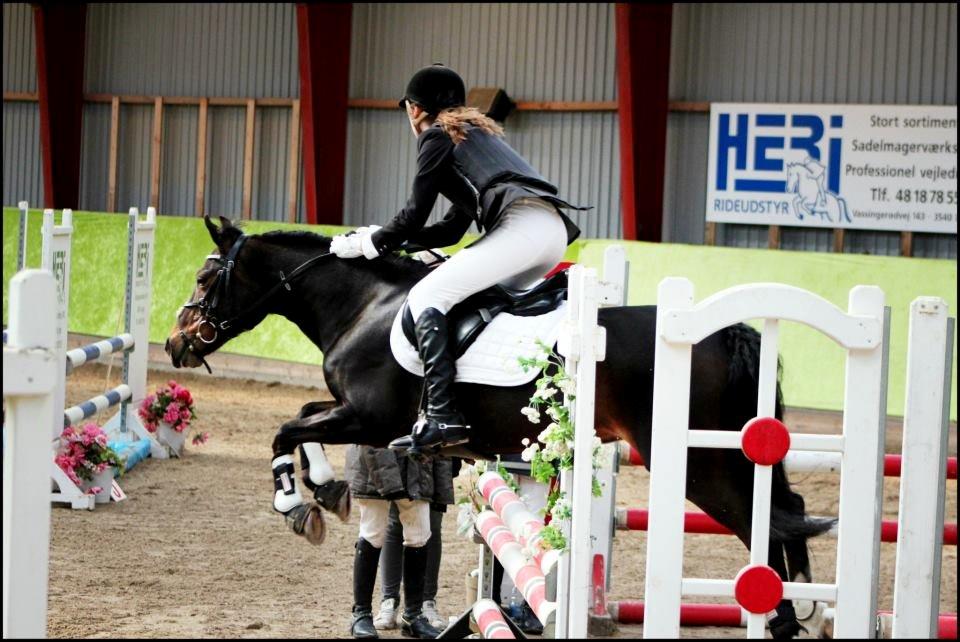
xmin=149 ymin=97 xmax=163 ymax=210
xmin=242 ymin=99 xmax=256 ymax=219
xmin=107 ymin=96 xmax=120 ymax=212
xmin=704 ymin=221 xmax=717 ymax=246
xmin=287 ymin=99 xmax=301 ymax=223
xmin=900 ymin=231 xmax=913 ymax=257
xmin=768 ymin=225 xmax=781 ymax=249
xmin=195 ymin=98 xmax=208 ymax=217
xmin=833 ymin=229 xmax=845 ymax=253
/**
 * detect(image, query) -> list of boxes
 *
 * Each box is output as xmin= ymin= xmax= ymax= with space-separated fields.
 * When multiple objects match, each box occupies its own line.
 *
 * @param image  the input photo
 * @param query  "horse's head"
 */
xmin=165 ymin=216 xmax=270 ymax=370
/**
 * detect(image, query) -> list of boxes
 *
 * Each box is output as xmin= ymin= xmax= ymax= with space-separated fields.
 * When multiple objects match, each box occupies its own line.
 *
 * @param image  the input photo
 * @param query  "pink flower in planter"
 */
xmin=163 ymin=404 xmax=181 ymax=424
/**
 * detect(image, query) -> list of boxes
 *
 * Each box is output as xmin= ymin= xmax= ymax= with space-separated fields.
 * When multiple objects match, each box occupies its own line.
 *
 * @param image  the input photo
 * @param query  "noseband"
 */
xmin=177 ymin=234 xmax=334 ymax=372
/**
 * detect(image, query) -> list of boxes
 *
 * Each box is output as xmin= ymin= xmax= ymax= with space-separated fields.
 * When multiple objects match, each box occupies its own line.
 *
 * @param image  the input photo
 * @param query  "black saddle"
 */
xmin=401 ymin=270 xmax=568 ymax=358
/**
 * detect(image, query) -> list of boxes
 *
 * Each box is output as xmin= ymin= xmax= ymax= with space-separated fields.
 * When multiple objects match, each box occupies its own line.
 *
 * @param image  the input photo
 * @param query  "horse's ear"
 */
xmin=204 ymin=215 xmax=242 ymax=254
xmin=204 ymin=215 xmax=221 ymax=245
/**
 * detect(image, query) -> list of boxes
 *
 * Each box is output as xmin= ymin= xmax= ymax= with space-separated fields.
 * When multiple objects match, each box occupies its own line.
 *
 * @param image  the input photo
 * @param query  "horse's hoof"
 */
xmin=284 ymin=502 xmax=326 ymax=545
xmin=313 ymin=480 xmax=351 ymax=522
xmin=769 ymin=614 xmax=805 ymax=640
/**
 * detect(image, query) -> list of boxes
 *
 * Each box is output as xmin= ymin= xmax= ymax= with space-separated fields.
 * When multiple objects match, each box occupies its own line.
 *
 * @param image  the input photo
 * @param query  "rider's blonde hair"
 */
xmin=433 ymin=106 xmax=504 ymax=145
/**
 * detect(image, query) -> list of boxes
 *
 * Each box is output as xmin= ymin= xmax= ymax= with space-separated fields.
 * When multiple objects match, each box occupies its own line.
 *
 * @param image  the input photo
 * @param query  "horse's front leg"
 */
xmin=270 ymin=403 xmax=363 ymax=545
xmin=288 ymin=400 xmax=351 ymax=523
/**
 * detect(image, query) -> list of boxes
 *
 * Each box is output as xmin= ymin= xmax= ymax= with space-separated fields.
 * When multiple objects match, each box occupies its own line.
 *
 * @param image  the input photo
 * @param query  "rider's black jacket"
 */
xmin=369 ymin=123 xmax=585 ymax=255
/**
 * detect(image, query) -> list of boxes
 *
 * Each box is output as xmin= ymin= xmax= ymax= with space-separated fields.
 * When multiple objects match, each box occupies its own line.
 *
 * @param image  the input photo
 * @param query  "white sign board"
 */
xmin=706 ymin=104 xmax=957 ymax=234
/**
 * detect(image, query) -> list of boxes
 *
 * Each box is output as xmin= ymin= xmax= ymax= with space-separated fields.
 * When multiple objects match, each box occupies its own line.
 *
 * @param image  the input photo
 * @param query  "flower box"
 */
xmin=157 ymin=421 xmax=188 ymax=458
xmin=81 ymin=466 xmax=116 ymax=504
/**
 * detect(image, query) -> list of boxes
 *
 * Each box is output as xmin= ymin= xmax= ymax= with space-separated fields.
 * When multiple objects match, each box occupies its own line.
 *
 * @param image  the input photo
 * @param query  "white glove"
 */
xmin=331 ymin=225 xmax=382 ymax=260
xmin=330 ymin=233 xmax=364 ymax=258
xmin=413 ymin=248 xmax=449 ymax=265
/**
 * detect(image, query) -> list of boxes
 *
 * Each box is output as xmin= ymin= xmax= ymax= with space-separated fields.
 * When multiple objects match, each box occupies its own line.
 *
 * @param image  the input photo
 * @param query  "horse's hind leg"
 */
xmin=686 ymin=451 xmax=805 ymax=639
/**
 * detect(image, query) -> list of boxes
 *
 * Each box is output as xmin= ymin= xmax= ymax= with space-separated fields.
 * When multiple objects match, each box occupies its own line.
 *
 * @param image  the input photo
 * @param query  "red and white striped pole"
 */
xmin=475 ymin=510 xmax=556 ymax=627
xmin=472 ymin=599 xmax=516 ymax=639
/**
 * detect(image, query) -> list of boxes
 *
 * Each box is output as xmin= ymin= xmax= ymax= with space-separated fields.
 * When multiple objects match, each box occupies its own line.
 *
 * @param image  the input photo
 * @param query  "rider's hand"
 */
xmin=331 ymin=233 xmax=364 ymax=258
xmin=331 ymin=225 xmax=382 ymax=260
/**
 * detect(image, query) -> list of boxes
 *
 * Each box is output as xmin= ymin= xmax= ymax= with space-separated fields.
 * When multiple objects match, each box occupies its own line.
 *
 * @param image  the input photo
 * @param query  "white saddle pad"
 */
xmin=390 ymin=303 xmax=568 ymax=387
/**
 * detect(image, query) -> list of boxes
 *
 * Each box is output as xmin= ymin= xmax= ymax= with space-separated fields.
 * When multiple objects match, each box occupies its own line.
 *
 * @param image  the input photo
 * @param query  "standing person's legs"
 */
xmin=374 ymin=503 xmax=403 ymax=630
xmin=352 ymin=499 xmax=391 ymax=639
xmin=394 ymin=499 xmax=440 ymax=638
xmin=420 ymin=505 xmax=446 ymax=629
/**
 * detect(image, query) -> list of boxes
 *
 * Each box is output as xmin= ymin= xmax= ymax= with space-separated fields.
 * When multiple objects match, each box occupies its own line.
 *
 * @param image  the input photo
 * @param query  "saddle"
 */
xmin=401 ymin=270 xmax=568 ymax=358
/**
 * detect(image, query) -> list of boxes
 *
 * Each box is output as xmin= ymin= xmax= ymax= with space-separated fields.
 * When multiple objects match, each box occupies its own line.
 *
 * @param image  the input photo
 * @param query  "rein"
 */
xmin=177 ymin=234 xmax=335 ymax=371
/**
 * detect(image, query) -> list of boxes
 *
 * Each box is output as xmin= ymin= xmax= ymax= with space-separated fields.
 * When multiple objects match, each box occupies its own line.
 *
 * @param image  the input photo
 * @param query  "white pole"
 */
xmin=833 ymin=287 xmax=887 ymax=638
xmin=892 ymin=299 xmax=951 ymax=638
xmin=3 ymin=270 xmax=58 ymax=639
xmin=643 ymin=277 xmax=696 ymax=638
xmin=40 ymin=209 xmax=73 ymax=439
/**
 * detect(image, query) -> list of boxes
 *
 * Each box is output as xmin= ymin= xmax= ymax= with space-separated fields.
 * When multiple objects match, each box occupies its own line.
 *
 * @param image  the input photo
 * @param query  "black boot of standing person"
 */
xmin=389 ymin=308 xmax=470 ymax=455
xmin=398 ymin=545 xmax=441 ymax=638
xmin=350 ymin=538 xmax=381 ymax=639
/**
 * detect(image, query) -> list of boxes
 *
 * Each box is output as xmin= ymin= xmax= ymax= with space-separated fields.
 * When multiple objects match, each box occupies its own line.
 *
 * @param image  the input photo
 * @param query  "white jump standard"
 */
xmin=41 ymin=207 xmax=164 ymax=510
xmin=642 ymin=279 xmax=889 ymax=639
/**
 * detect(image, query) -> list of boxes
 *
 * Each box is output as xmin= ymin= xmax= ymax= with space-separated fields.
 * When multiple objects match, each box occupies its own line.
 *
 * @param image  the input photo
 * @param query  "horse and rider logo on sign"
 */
xmin=785 ymin=156 xmax=851 ymax=224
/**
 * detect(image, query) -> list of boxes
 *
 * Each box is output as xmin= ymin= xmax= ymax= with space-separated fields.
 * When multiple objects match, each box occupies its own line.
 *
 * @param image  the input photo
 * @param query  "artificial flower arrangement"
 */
xmin=55 ymin=423 xmax=125 ymax=494
xmin=138 ymin=380 xmax=208 ymax=445
xmin=456 ymin=340 xmax=604 ymax=554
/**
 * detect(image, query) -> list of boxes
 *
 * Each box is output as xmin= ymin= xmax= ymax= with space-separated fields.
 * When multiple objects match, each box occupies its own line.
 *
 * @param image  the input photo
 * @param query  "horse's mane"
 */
xmin=255 ymin=228 xmax=430 ymax=278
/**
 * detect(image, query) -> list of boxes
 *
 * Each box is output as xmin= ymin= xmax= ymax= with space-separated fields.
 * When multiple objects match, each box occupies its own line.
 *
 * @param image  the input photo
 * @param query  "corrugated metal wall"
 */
xmin=3 ymin=3 xmax=43 ymax=207
xmin=666 ymin=2 xmax=958 ymax=258
xmin=344 ymin=3 xmax=622 ymax=238
xmin=79 ymin=2 xmax=301 ymax=219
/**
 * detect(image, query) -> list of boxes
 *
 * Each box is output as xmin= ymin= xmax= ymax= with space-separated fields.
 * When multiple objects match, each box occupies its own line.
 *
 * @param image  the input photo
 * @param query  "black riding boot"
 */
xmin=389 ymin=307 xmax=470 ymax=455
xmin=398 ymin=545 xmax=441 ymax=638
xmin=350 ymin=538 xmax=381 ymax=639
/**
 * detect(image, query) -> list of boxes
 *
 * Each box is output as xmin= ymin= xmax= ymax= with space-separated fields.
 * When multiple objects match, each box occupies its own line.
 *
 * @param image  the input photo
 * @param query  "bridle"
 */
xmin=175 ymin=234 xmax=335 ymax=372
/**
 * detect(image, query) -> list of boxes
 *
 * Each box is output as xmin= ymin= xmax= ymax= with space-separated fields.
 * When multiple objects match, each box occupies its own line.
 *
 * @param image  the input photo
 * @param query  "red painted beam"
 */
xmin=615 ymin=3 xmax=672 ymax=242
xmin=296 ymin=3 xmax=352 ymax=225
xmin=610 ymin=600 xmax=745 ymax=627
xmin=33 ymin=3 xmax=87 ymax=209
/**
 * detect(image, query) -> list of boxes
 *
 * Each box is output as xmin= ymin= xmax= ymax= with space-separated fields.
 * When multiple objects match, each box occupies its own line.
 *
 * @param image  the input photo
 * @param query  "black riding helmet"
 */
xmin=398 ymin=64 xmax=466 ymax=115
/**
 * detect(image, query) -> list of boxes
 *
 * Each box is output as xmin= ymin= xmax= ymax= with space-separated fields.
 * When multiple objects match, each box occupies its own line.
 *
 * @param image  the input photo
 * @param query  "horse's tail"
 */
xmin=723 ymin=323 xmax=835 ymax=570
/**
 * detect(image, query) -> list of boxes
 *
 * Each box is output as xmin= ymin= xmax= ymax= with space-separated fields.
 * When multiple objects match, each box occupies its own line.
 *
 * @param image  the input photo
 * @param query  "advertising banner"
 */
xmin=706 ymin=104 xmax=957 ymax=234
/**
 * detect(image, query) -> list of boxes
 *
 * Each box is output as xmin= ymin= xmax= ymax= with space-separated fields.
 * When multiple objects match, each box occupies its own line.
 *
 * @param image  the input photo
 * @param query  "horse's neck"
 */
xmin=270 ymin=254 xmax=408 ymax=354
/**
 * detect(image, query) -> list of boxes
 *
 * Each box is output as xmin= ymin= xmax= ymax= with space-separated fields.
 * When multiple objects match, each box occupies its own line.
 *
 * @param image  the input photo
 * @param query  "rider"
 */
xmin=331 ymin=64 xmax=584 ymax=453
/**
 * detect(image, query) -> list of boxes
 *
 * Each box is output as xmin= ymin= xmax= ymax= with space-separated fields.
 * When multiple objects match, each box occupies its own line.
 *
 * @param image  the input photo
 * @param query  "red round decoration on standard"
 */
xmin=734 ymin=564 xmax=783 ymax=614
xmin=740 ymin=416 xmax=791 ymax=465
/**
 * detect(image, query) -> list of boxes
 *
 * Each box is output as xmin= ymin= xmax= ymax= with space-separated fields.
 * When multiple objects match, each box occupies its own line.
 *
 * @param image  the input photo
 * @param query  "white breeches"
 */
xmin=406 ymin=198 xmax=569 ymax=321
xmin=357 ymin=498 xmax=432 ymax=549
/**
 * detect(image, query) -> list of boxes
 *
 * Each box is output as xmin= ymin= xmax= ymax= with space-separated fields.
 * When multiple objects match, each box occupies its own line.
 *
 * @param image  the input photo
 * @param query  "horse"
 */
xmin=165 ymin=216 xmax=833 ymax=639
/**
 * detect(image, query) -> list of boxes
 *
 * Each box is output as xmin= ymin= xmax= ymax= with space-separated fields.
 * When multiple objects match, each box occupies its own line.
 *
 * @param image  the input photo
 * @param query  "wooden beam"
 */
xmin=3 ymin=91 xmax=38 ymax=101
xmin=242 ymin=99 xmax=256 ymax=220
xmin=669 ymin=101 xmax=710 ymax=113
xmin=4 ymin=91 xmax=717 ymax=115
xmin=900 ymin=231 xmax=913 ymax=257
xmin=33 ymin=4 xmax=87 ymax=208
xmin=106 ymin=96 xmax=120 ymax=212
xmin=515 ymin=100 xmax=618 ymax=111
xmin=149 ymin=97 xmax=163 ymax=210
xmin=616 ymin=3 xmax=672 ymax=242
xmin=287 ymin=99 xmax=301 ymax=223
xmin=297 ymin=3 xmax=352 ymax=225
xmin=833 ymin=228 xmax=845 ymax=253
xmin=768 ymin=225 xmax=781 ymax=249
xmin=195 ymin=98 xmax=208 ymax=217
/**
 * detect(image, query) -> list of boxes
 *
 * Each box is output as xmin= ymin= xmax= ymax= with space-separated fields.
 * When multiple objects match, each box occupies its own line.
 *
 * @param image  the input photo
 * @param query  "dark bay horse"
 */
xmin=165 ymin=217 xmax=831 ymax=638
